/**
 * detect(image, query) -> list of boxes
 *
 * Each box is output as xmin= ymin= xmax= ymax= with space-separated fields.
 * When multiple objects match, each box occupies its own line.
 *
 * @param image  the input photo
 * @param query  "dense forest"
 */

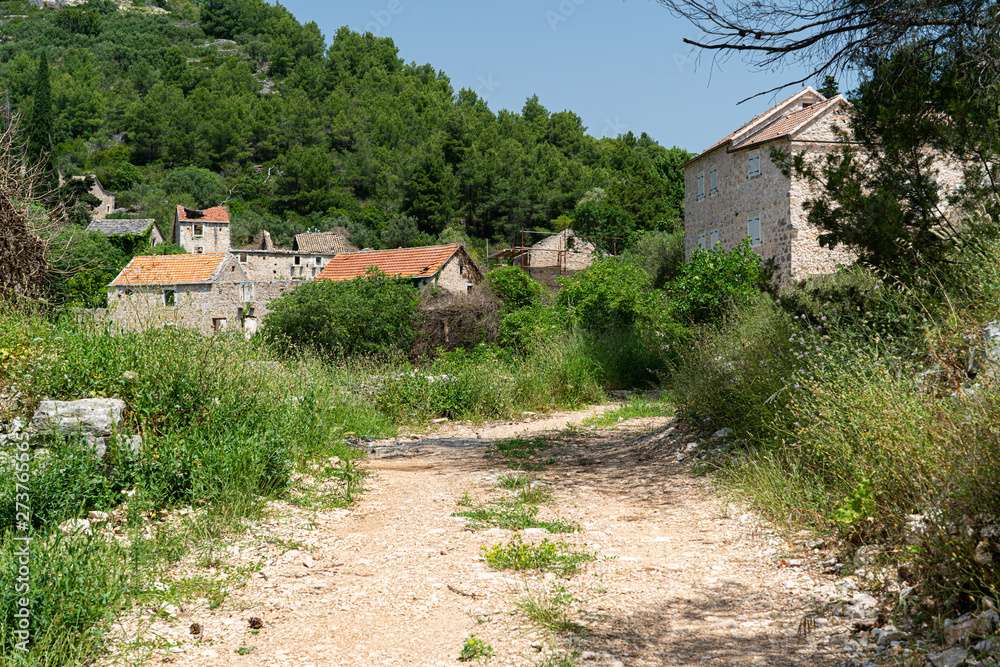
xmin=0 ymin=0 xmax=691 ymax=254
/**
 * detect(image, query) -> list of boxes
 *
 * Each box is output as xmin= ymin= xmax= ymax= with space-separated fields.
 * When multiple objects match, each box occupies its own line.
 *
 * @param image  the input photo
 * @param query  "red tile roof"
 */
xmin=733 ymin=96 xmax=844 ymax=151
xmin=110 ymin=253 xmax=228 ymax=286
xmin=317 ymin=245 xmax=461 ymax=282
xmin=176 ymin=205 xmax=230 ymax=222
xmin=689 ymin=88 xmax=846 ymax=163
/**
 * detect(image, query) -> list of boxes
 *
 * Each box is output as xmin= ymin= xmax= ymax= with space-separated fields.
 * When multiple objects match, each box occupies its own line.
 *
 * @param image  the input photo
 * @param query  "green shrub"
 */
xmin=623 ymin=228 xmax=686 ymax=288
xmin=263 ymin=269 xmax=420 ymax=360
xmin=484 ymin=265 xmax=546 ymax=311
xmin=667 ymin=295 xmax=797 ymax=437
xmin=667 ymin=240 xmax=773 ymax=325
xmin=556 ymin=257 xmax=657 ymax=333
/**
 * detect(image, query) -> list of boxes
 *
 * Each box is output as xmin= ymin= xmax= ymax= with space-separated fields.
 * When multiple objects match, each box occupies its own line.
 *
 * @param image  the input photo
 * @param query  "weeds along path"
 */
xmin=123 ymin=406 xmax=855 ymax=667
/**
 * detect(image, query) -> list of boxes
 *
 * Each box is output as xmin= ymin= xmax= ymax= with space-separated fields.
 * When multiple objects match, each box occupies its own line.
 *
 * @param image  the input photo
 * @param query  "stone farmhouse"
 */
xmin=684 ymin=87 xmax=856 ymax=278
xmin=684 ymin=87 xmax=966 ymax=279
xmin=515 ymin=229 xmax=595 ymax=290
xmin=85 ymin=218 xmax=165 ymax=248
xmin=106 ymin=253 xmax=295 ymax=336
xmin=317 ymin=244 xmax=482 ymax=294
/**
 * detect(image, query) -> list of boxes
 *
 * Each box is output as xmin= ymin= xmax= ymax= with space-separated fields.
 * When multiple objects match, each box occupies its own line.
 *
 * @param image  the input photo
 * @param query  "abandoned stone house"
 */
xmin=174 ymin=205 xmax=232 ymax=254
xmin=684 ymin=87 xmax=966 ymax=279
xmin=515 ymin=229 xmax=595 ymax=289
xmin=106 ymin=253 xmax=295 ymax=336
xmin=70 ymin=175 xmax=116 ymax=219
xmin=85 ymin=218 xmax=165 ymax=248
xmin=488 ymin=229 xmax=596 ymax=291
xmin=317 ymin=244 xmax=483 ymax=294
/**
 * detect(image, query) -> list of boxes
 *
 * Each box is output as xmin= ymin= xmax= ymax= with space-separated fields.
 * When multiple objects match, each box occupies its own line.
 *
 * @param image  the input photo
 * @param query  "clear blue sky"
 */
xmin=279 ymin=0 xmax=833 ymax=155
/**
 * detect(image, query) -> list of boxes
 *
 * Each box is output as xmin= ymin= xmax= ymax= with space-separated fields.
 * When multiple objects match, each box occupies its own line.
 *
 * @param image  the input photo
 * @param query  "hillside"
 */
xmin=0 ymin=0 xmax=691 ymax=255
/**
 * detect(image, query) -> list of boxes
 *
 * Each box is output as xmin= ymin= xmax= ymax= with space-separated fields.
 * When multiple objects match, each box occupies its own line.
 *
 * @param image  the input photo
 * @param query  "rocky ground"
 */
xmin=100 ymin=406 xmax=992 ymax=667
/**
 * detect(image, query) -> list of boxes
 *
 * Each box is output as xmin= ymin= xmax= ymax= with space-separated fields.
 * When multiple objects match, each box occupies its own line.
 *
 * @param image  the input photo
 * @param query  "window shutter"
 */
xmin=709 ymin=166 xmax=717 ymax=193
xmin=710 ymin=229 xmax=719 ymax=248
xmin=748 ymin=152 xmax=759 ymax=177
xmin=697 ymin=171 xmax=704 ymax=198
xmin=748 ymin=214 xmax=761 ymax=245
xmin=697 ymin=232 xmax=706 ymax=249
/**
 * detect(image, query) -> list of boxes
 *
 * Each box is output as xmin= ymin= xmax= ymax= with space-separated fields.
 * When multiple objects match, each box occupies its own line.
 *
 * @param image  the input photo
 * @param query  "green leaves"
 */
xmin=262 ymin=269 xmax=420 ymax=360
xmin=667 ymin=239 xmax=771 ymax=325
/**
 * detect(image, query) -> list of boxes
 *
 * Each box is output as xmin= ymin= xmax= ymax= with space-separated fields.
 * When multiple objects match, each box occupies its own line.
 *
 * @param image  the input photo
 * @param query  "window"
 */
xmin=163 ymin=289 xmax=175 ymax=306
xmin=315 ymin=256 xmax=322 ymax=266
xmin=213 ymin=318 xmax=228 ymax=333
xmin=709 ymin=164 xmax=717 ymax=194
xmin=697 ymin=232 xmax=706 ymax=249
xmin=293 ymin=256 xmax=301 ymax=266
xmin=710 ymin=228 xmax=719 ymax=248
xmin=194 ymin=246 xmax=204 ymax=254
xmin=193 ymin=224 xmax=203 ymax=237
xmin=748 ymin=151 xmax=760 ymax=178
xmin=697 ymin=170 xmax=705 ymax=200
xmin=240 ymin=284 xmax=253 ymax=302
xmin=239 ymin=253 xmax=248 ymax=263
xmin=748 ymin=213 xmax=761 ymax=246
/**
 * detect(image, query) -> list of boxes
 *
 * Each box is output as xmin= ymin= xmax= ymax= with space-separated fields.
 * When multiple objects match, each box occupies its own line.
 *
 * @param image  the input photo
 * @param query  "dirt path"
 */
xmin=118 ymin=406 xmax=865 ymax=667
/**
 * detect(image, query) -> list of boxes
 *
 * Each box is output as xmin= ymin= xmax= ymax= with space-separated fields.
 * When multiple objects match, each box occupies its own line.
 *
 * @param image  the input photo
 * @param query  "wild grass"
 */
xmin=583 ymin=394 xmax=673 ymax=427
xmin=481 ymin=534 xmax=597 ymax=576
xmin=670 ymin=236 xmax=1000 ymax=618
xmin=515 ymin=583 xmax=587 ymax=634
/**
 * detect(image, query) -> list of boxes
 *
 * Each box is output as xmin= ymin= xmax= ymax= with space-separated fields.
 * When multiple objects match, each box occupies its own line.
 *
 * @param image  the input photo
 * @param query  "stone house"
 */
xmin=85 ymin=218 xmax=165 ymax=248
xmin=685 ymin=87 xmax=967 ymax=279
xmin=106 ymin=253 xmax=295 ymax=336
xmin=174 ymin=205 xmax=231 ymax=254
xmin=68 ymin=175 xmax=116 ymax=219
xmin=232 ymin=229 xmax=359 ymax=281
xmin=684 ymin=87 xmax=858 ymax=279
xmin=514 ymin=229 xmax=595 ymax=290
xmin=317 ymin=244 xmax=483 ymax=294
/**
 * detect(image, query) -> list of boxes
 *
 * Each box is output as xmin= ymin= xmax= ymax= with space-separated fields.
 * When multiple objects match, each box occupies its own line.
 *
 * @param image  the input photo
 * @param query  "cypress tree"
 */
xmin=30 ymin=52 xmax=53 ymax=157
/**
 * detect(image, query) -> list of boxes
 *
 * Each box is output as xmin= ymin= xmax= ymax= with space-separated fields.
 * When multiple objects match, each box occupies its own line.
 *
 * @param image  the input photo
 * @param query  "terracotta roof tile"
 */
xmin=731 ymin=96 xmax=844 ymax=151
xmin=317 ymin=245 xmax=461 ymax=282
xmin=689 ymin=87 xmax=840 ymax=163
xmin=176 ymin=205 xmax=230 ymax=223
xmin=110 ymin=253 xmax=228 ymax=286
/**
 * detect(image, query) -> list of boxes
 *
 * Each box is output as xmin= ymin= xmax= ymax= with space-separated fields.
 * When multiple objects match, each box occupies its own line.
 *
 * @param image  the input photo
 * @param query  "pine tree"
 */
xmin=30 ymin=52 xmax=53 ymax=157
xmin=818 ymin=75 xmax=839 ymax=98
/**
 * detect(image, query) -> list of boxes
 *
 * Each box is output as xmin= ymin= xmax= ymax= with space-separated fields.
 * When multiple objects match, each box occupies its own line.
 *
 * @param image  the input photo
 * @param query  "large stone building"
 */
xmin=684 ymin=87 xmax=856 ymax=279
xmin=317 ymin=244 xmax=482 ymax=294
xmin=684 ymin=87 xmax=966 ymax=279
xmin=106 ymin=253 xmax=295 ymax=336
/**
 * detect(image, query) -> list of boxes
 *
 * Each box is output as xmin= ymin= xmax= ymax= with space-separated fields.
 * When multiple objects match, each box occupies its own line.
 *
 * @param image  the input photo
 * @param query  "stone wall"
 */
xmin=175 ymin=219 xmax=231 ymax=254
xmin=520 ymin=231 xmax=595 ymax=271
xmin=107 ymin=279 xmax=297 ymax=336
xmin=434 ymin=255 xmax=475 ymax=294
xmin=235 ymin=250 xmax=338 ymax=281
xmin=684 ymin=138 xmax=795 ymax=275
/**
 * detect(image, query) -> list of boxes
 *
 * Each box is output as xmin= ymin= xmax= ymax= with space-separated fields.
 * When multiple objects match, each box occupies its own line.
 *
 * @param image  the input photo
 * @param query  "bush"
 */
xmin=667 ymin=240 xmax=773 ymax=324
xmin=556 ymin=257 xmax=656 ymax=333
xmin=623 ymin=228 xmax=685 ymax=288
xmin=667 ymin=295 xmax=797 ymax=437
xmin=262 ymin=269 xmax=420 ymax=360
xmin=484 ymin=265 xmax=546 ymax=311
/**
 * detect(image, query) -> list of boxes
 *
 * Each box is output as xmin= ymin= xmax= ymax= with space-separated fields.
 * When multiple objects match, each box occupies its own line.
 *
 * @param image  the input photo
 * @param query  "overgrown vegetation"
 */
xmin=666 ymin=226 xmax=1000 ymax=622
